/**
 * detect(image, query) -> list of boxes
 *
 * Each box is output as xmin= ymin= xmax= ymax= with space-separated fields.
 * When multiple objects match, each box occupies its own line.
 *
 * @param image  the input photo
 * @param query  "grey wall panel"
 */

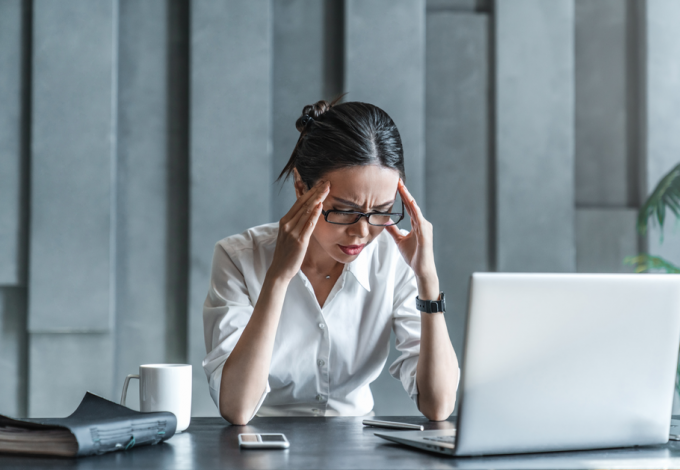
xmin=575 ymin=209 xmax=637 ymax=273
xmin=495 ymin=0 xmax=575 ymax=272
xmin=29 ymin=0 xmax=117 ymax=331
xmin=0 ymin=0 xmax=26 ymax=285
xmin=29 ymin=333 xmax=113 ymax=417
xmin=190 ymin=0 xmax=272 ymax=416
xmin=344 ymin=0 xmax=426 ymax=208
xmin=644 ymin=0 xmax=680 ymax=269
xmin=0 ymin=288 xmax=27 ymax=417
xmin=272 ymin=0 xmax=327 ymax=221
xmin=575 ymin=0 xmax=632 ymax=207
xmin=425 ymin=12 xmax=488 ymax=359
xmin=164 ymin=0 xmax=190 ymax=368
xmin=426 ymin=0 xmax=479 ymax=11
xmin=115 ymin=0 xmax=189 ymax=411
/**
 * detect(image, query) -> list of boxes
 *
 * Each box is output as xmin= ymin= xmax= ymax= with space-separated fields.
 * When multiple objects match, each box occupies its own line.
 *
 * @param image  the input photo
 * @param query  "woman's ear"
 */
xmin=293 ymin=168 xmax=306 ymax=199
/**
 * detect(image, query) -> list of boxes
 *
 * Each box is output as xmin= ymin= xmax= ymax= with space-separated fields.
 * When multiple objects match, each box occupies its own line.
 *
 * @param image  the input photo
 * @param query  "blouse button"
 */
xmin=317 ymin=359 xmax=325 ymax=367
xmin=318 ymin=323 xmax=325 ymax=330
xmin=316 ymin=394 xmax=325 ymax=401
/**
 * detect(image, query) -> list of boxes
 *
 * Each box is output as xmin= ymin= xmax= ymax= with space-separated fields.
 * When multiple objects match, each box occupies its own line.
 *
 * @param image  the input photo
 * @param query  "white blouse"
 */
xmin=202 ymin=222 xmax=421 ymax=419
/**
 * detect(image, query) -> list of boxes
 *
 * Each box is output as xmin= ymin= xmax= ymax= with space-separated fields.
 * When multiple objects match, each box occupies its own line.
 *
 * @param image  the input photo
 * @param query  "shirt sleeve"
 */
xmin=388 ymin=255 xmax=421 ymax=405
xmin=202 ymin=242 xmax=271 ymax=422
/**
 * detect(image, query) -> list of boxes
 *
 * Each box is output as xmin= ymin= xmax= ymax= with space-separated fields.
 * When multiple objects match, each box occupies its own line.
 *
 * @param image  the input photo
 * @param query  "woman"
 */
xmin=203 ymin=100 xmax=459 ymax=425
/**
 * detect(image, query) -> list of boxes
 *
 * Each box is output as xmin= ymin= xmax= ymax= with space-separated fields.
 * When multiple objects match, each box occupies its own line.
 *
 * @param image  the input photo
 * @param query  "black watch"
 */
xmin=415 ymin=292 xmax=446 ymax=314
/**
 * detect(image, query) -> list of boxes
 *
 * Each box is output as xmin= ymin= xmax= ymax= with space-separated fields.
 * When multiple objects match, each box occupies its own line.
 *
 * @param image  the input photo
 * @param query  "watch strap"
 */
xmin=415 ymin=292 xmax=446 ymax=314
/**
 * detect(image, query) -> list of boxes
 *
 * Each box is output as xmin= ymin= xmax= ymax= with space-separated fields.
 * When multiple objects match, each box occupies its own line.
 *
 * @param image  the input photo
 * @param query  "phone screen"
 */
xmin=260 ymin=434 xmax=286 ymax=442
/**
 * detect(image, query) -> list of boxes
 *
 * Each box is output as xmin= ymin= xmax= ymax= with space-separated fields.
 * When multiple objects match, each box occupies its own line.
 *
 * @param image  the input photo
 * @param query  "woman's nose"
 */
xmin=348 ymin=217 xmax=370 ymax=238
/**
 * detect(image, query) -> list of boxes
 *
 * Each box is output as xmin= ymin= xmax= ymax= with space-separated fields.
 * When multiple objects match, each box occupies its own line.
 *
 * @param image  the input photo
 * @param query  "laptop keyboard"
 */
xmin=423 ymin=435 xmax=456 ymax=444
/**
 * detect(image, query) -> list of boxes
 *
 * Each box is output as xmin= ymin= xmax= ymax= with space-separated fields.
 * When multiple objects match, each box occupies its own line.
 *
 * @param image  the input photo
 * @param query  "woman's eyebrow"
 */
xmin=332 ymin=196 xmax=395 ymax=210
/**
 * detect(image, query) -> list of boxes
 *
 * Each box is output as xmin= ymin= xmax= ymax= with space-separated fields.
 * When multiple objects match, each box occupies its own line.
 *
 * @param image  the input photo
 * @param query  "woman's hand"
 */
xmin=268 ymin=180 xmax=330 ymax=282
xmin=386 ymin=179 xmax=439 ymax=299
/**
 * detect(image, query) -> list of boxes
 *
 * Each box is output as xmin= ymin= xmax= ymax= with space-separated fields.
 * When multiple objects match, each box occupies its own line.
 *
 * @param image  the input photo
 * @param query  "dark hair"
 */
xmin=277 ymin=99 xmax=405 ymax=188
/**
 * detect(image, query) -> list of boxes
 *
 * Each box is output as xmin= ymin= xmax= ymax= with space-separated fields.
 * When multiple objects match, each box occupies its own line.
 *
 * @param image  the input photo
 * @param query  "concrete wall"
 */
xmin=0 ymin=0 xmax=27 ymax=287
xmin=0 ymin=0 xmax=29 ymax=419
xmin=0 ymin=0 xmax=662 ymax=418
xmin=494 ymin=0 xmax=575 ymax=273
xmin=0 ymin=289 xmax=27 ymax=416
xmin=115 ymin=0 xmax=189 ymax=411
xmin=28 ymin=0 xmax=118 ymax=416
xmin=189 ymin=0 xmax=273 ymax=416
xmin=573 ymin=0 xmax=639 ymax=274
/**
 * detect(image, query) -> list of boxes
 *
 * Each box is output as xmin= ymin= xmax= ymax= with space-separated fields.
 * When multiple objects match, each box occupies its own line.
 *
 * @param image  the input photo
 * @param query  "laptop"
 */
xmin=376 ymin=273 xmax=680 ymax=456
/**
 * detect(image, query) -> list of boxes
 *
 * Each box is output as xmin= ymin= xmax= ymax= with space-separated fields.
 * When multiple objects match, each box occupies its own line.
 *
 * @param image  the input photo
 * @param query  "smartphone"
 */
xmin=238 ymin=433 xmax=290 ymax=449
xmin=362 ymin=419 xmax=424 ymax=430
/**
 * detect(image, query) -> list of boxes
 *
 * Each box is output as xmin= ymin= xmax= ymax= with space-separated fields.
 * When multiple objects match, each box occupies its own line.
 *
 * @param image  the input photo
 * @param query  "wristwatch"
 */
xmin=415 ymin=292 xmax=446 ymax=314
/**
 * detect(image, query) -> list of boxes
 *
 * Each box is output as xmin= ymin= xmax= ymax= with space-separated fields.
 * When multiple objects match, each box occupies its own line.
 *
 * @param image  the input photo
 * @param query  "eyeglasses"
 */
xmin=321 ymin=201 xmax=404 ymax=226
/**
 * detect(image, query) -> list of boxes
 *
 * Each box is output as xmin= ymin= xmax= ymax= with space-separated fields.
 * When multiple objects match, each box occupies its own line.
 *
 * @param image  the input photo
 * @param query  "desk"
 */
xmin=2 ymin=416 xmax=680 ymax=469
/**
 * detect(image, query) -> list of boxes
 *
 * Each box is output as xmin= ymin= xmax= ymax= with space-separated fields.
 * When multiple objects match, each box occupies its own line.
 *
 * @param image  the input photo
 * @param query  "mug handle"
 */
xmin=120 ymin=374 xmax=140 ymax=406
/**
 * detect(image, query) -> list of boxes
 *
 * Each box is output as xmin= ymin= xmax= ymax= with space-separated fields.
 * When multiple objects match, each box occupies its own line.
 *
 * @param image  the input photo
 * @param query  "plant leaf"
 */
xmin=637 ymin=163 xmax=680 ymax=237
xmin=623 ymin=253 xmax=680 ymax=273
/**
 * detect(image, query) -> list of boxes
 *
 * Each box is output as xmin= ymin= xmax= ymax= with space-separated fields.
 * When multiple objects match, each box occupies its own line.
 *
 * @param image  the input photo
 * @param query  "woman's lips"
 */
xmin=338 ymin=244 xmax=366 ymax=256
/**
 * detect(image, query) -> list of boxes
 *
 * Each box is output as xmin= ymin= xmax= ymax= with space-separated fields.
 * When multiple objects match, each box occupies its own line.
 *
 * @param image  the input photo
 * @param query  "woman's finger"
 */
xmin=291 ymin=185 xmax=329 ymax=236
xmin=398 ymin=180 xmax=421 ymax=227
xmin=281 ymin=180 xmax=326 ymax=224
xmin=399 ymin=189 xmax=418 ymax=230
xmin=287 ymin=181 xmax=329 ymax=228
xmin=399 ymin=180 xmax=418 ymax=213
xmin=288 ymin=181 xmax=324 ymax=219
xmin=411 ymin=199 xmax=425 ymax=222
xmin=299 ymin=202 xmax=324 ymax=243
xmin=407 ymin=194 xmax=432 ymax=242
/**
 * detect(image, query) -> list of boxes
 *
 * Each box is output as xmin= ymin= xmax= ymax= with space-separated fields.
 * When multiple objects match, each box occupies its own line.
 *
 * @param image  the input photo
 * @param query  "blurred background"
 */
xmin=1 ymin=0 xmax=680 ymax=418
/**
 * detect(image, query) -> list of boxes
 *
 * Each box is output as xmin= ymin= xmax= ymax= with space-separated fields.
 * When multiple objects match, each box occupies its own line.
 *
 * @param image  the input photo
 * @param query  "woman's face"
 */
xmin=296 ymin=165 xmax=401 ymax=264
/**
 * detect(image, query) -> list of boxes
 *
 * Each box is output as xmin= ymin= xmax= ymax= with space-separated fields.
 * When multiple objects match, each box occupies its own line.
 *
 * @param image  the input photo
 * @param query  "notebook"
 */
xmin=0 ymin=392 xmax=177 ymax=457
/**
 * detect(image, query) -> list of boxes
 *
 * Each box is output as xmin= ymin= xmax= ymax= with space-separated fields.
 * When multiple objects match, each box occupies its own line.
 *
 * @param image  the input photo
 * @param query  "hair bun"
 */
xmin=295 ymin=100 xmax=333 ymax=133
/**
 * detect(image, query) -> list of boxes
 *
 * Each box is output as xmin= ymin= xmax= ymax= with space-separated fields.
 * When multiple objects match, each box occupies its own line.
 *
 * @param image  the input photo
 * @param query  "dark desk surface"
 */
xmin=2 ymin=416 xmax=680 ymax=469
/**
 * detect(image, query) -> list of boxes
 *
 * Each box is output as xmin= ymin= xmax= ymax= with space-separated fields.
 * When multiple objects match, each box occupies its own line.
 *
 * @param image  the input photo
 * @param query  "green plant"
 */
xmin=625 ymin=162 xmax=680 ymax=397
xmin=625 ymin=162 xmax=680 ymax=274
xmin=636 ymin=163 xmax=680 ymax=238
xmin=623 ymin=254 xmax=680 ymax=273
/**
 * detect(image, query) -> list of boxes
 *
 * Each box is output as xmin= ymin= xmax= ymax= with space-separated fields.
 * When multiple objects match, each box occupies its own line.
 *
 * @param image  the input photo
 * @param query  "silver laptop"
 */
xmin=376 ymin=273 xmax=680 ymax=456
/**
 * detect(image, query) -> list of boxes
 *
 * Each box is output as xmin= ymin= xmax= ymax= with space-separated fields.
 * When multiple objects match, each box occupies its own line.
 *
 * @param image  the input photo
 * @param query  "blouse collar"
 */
xmin=347 ymin=244 xmax=371 ymax=292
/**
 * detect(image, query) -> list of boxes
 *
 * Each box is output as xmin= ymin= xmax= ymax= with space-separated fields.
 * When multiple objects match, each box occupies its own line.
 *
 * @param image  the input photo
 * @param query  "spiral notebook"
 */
xmin=0 ymin=392 xmax=177 ymax=457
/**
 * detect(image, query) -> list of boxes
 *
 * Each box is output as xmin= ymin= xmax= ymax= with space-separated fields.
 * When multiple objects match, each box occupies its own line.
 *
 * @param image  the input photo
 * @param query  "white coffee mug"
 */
xmin=120 ymin=364 xmax=192 ymax=432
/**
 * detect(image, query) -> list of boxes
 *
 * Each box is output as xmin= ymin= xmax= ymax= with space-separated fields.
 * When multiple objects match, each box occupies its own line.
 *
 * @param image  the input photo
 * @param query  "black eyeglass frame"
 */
xmin=321 ymin=201 xmax=405 ymax=226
